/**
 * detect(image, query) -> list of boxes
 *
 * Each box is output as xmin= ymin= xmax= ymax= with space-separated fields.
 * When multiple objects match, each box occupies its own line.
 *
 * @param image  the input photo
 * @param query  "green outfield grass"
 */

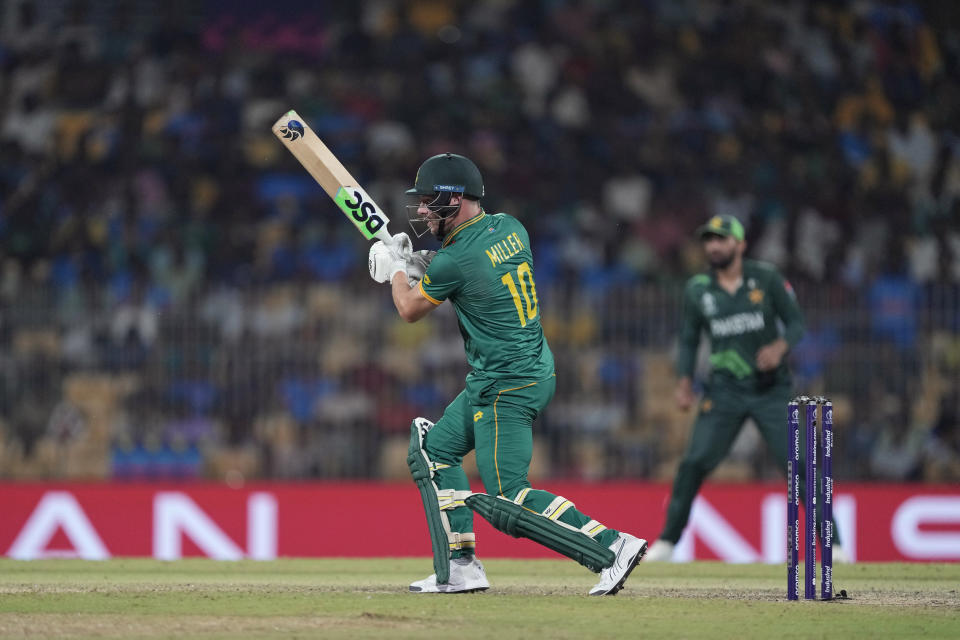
xmin=0 ymin=559 xmax=957 ymax=639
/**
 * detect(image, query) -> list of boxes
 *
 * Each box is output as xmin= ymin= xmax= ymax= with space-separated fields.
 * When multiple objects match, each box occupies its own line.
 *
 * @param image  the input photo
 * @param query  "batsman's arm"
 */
xmin=391 ymin=274 xmax=437 ymax=322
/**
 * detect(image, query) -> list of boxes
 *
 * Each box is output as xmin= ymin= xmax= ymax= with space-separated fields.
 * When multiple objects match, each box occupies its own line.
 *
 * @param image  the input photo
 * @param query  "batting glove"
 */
xmin=387 ymin=232 xmax=413 ymax=259
xmin=368 ymin=241 xmax=407 ymax=284
xmin=405 ymin=250 xmax=436 ymax=287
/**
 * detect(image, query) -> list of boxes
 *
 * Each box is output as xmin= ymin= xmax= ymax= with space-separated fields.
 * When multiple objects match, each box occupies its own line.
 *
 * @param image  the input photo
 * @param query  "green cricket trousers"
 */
xmin=659 ymin=382 xmax=841 ymax=546
xmin=424 ymin=373 xmax=620 ymax=555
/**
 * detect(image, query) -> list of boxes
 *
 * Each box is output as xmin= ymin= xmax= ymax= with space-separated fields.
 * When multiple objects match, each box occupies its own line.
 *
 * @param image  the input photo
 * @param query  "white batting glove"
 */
xmin=368 ymin=241 xmax=407 ymax=284
xmin=405 ymin=249 xmax=436 ymax=287
xmin=387 ymin=232 xmax=413 ymax=260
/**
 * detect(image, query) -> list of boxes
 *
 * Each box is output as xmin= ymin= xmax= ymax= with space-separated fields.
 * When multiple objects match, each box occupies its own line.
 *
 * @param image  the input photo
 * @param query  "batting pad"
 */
xmin=465 ymin=493 xmax=615 ymax=573
xmin=407 ymin=419 xmax=475 ymax=584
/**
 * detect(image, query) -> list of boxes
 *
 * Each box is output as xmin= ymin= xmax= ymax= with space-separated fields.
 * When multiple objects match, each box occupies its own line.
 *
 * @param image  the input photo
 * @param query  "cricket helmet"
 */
xmin=406 ymin=153 xmax=484 ymax=200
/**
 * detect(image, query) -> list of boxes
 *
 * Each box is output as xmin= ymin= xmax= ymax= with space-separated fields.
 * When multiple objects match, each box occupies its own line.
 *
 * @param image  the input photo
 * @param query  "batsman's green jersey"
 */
xmin=418 ymin=211 xmax=620 ymax=554
xmin=419 ymin=211 xmax=555 ymax=387
xmin=676 ymin=259 xmax=803 ymax=390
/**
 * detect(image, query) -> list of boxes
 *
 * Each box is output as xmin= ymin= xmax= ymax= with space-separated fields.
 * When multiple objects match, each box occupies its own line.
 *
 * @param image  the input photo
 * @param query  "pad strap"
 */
xmin=515 ymin=490 xmax=575 ymax=521
xmin=437 ymin=489 xmax=474 ymax=511
xmin=542 ymin=496 xmax=575 ymax=521
xmin=448 ymin=532 xmax=476 ymax=550
xmin=580 ymin=519 xmax=607 ymax=538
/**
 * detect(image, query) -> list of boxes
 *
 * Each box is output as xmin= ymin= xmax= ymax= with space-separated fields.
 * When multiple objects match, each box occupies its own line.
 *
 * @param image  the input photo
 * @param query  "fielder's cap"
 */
xmin=697 ymin=214 xmax=745 ymax=241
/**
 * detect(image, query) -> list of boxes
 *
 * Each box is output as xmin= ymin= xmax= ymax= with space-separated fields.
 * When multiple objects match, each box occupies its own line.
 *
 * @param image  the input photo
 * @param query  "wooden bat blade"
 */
xmin=272 ymin=110 xmax=391 ymax=241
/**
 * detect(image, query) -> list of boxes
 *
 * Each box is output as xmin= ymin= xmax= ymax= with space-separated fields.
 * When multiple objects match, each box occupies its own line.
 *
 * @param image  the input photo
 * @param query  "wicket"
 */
xmin=787 ymin=395 xmax=833 ymax=601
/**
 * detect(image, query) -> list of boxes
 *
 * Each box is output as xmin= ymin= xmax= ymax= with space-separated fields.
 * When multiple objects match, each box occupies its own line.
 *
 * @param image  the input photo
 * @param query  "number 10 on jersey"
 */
xmin=501 ymin=261 xmax=539 ymax=326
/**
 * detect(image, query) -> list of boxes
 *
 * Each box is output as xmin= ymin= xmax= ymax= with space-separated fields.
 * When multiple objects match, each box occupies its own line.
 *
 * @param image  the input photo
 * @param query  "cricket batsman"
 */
xmin=368 ymin=153 xmax=647 ymax=594
xmin=644 ymin=214 xmax=846 ymax=562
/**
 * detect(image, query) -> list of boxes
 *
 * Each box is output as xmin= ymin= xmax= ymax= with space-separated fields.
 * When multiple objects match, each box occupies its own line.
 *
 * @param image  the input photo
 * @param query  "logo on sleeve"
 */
xmin=784 ymin=279 xmax=796 ymax=299
xmin=423 ymin=274 xmax=431 ymax=285
xmin=474 ymin=411 xmax=483 ymax=422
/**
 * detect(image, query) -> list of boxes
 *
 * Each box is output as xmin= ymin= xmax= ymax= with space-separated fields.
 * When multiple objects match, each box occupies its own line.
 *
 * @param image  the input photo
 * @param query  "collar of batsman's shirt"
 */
xmin=442 ymin=209 xmax=487 ymax=248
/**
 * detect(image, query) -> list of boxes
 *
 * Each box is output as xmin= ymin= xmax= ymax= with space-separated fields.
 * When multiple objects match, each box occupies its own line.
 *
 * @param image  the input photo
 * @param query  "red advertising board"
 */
xmin=1 ymin=483 xmax=957 ymax=562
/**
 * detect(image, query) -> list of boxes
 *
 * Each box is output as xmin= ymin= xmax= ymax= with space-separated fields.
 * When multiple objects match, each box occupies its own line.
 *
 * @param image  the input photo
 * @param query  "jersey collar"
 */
xmin=710 ymin=264 xmax=744 ymax=295
xmin=441 ymin=210 xmax=486 ymax=248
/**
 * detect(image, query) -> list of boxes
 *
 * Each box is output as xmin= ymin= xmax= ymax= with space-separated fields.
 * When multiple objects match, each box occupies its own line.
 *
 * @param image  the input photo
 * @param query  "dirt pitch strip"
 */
xmin=0 ymin=559 xmax=957 ymax=639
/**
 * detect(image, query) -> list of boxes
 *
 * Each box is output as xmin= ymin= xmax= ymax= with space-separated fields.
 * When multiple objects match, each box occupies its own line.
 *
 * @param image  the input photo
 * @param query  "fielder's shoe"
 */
xmin=589 ymin=533 xmax=647 ymax=596
xmin=409 ymin=556 xmax=489 ymax=594
xmin=641 ymin=539 xmax=675 ymax=562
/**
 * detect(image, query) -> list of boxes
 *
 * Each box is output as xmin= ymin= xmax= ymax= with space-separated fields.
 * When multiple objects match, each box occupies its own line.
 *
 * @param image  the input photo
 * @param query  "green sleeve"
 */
xmin=420 ymin=251 xmax=463 ymax=304
xmin=675 ymin=279 xmax=705 ymax=378
xmin=769 ymin=271 xmax=804 ymax=348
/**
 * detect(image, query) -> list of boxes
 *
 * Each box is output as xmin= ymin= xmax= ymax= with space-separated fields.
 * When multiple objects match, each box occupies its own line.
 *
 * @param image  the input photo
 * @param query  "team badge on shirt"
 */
xmin=749 ymin=289 xmax=764 ymax=304
xmin=701 ymin=292 xmax=717 ymax=316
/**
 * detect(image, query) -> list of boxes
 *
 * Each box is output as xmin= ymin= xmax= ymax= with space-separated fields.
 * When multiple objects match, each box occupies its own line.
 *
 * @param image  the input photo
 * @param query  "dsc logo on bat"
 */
xmin=334 ymin=186 xmax=387 ymax=240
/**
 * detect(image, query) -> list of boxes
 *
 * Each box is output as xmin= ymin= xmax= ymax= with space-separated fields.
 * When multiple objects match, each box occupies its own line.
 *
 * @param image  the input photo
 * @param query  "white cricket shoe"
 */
xmin=641 ymin=539 xmax=675 ymax=562
xmin=409 ymin=556 xmax=489 ymax=593
xmin=589 ymin=533 xmax=647 ymax=596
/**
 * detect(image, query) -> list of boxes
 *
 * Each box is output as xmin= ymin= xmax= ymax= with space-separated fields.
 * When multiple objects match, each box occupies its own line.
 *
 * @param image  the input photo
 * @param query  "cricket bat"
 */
xmin=271 ymin=110 xmax=391 ymax=242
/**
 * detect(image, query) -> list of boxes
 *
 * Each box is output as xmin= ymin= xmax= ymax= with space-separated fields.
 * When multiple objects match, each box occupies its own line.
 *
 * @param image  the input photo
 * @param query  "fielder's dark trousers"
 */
xmin=659 ymin=382 xmax=842 ymax=547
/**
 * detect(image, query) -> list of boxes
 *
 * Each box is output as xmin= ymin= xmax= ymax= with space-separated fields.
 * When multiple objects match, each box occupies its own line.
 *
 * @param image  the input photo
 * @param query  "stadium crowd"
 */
xmin=1 ymin=0 xmax=958 ymax=483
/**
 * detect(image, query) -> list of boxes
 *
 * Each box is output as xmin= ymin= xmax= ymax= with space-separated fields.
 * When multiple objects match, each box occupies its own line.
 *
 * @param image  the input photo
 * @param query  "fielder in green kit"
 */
xmin=368 ymin=153 xmax=646 ymax=594
xmin=643 ymin=214 xmax=846 ymax=562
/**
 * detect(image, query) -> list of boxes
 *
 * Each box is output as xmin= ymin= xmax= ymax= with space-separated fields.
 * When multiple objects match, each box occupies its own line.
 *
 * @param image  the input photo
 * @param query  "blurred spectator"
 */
xmin=0 ymin=0 xmax=958 ymax=481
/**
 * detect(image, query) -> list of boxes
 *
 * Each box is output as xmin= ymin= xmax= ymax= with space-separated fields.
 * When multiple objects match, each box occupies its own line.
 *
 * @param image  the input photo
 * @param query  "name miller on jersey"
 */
xmin=709 ymin=311 xmax=766 ymax=337
xmin=485 ymin=232 xmax=526 ymax=267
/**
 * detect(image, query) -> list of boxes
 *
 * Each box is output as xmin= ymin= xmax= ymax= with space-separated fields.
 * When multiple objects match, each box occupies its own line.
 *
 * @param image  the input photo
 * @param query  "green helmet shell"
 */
xmin=406 ymin=153 xmax=484 ymax=200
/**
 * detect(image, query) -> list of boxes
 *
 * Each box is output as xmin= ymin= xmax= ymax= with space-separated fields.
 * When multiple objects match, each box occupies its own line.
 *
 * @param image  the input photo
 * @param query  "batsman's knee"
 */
xmin=408 ymin=418 xmax=450 ymax=479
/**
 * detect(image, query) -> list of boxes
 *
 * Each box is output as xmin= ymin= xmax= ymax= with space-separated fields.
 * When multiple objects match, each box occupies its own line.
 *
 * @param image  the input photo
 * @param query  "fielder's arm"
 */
xmin=675 ymin=279 xmax=705 ymax=381
xmin=769 ymin=271 xmax=804 ymax=348
xmin=392 ymin=274 xmax=436 ymax=322
xmin=674 ymin=279 xmax=705 ymax=411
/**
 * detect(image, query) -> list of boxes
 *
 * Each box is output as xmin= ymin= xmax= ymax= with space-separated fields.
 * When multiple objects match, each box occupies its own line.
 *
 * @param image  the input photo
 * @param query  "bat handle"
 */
xmin=372 ymin=228 xmax=394 ymax=243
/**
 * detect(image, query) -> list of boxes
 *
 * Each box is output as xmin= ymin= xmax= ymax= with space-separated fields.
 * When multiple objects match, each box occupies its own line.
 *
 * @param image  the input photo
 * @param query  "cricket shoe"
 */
xmin=641 ymin=539 xmax=674 ymax=562
xmin=409 ymin=556 xmax=489 ymax=593
xmin=589 ymin=533 xmax=647 ymax=596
